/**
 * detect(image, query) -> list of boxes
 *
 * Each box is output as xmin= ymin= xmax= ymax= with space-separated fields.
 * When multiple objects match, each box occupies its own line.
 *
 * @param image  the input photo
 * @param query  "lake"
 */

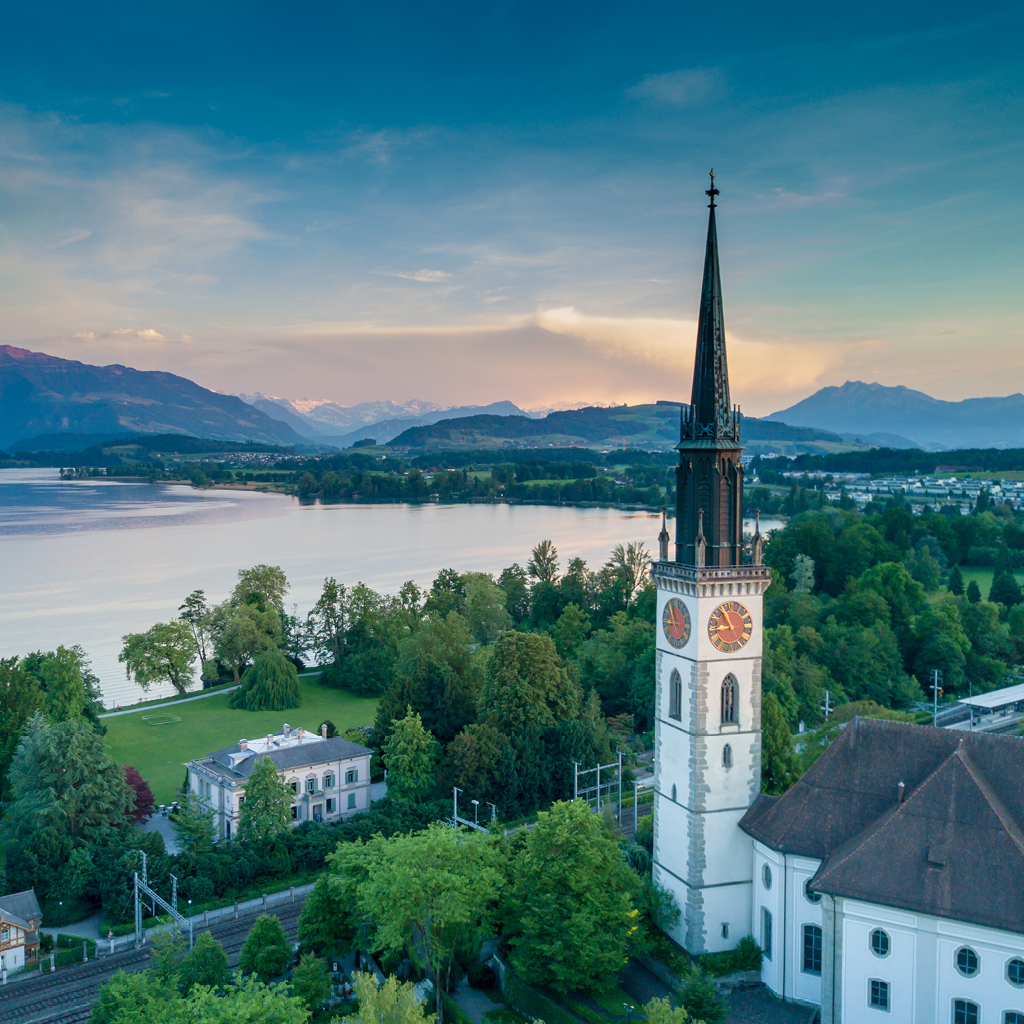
xmin=0 ymin=469 xmax=782 ymax=707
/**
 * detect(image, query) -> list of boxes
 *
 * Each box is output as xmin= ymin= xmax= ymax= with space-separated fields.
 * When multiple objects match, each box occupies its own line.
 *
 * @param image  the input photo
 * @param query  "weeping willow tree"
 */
xmin=229 ymin=652 xmax=301 ymax=711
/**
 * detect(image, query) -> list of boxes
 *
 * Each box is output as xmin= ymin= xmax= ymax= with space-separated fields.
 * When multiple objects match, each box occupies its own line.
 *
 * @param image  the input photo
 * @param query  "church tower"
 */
xmin=651 ymin=174 xmax=770 ymax=954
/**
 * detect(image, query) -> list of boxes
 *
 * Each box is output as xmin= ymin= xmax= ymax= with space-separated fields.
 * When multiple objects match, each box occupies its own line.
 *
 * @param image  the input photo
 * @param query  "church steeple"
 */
xmin=681 ymin=170 xmax=739 ymax=446
xmin=674 ymin=172 xmax=744 ymax=566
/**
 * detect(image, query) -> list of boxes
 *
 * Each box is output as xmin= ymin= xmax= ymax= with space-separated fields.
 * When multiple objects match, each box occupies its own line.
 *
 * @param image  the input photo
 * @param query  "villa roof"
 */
xmin=740 ymin=718 xmax=1024 ymax=934
xmin=191 ymin=733 xmax=371 ymax=783
xmin=0 ymin=889 xmax=41 ymax=929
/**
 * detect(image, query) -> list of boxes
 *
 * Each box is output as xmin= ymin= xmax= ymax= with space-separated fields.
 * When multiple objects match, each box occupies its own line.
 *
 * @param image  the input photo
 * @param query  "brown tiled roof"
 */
xmin=740 ymin=718 xmax=1024 ymax=933
xmin=0 ymin=888 xmax=41 ymax=929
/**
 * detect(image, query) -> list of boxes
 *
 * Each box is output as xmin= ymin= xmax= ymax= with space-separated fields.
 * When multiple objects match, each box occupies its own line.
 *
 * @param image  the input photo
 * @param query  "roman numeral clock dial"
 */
xmin=661 ymin=598 xmax=691 ymax=649
xmin=708 ymin=601 xmax=753 ymax=653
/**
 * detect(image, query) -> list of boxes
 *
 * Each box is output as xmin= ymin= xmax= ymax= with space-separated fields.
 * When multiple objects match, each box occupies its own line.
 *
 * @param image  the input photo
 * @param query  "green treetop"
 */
xmin=119 ymin=620 xmax=199 ymax=698
xmin=177 ymin=932 xmax=230 ymax=994
xmin=507 ymin=800 xmax=638 ymax=993
xmin=229 ymin=651 xmax=301 ymax=711
xmin=237 ymin=756 xmax=292 ymax=843
xmin=352 ymin=971 xmax=437 ymax=1024
xmin=238 ymin=914 xmax=293 ymax=983
xmin=382 ymin=707 xmax=440 ymax=803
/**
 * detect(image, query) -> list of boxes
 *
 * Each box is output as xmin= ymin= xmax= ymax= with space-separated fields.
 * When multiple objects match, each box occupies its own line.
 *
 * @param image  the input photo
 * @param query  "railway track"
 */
xmin=0 ymin=898 xmax=307 ymax=1024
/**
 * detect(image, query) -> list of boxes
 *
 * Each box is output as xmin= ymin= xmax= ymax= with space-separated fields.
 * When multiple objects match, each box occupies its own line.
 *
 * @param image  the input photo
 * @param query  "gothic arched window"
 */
xmin=669 ymin=669 xmax=682 ymax=721
xmin=721 ymin=675 xmax=738 ymax=724
xmin=722 ymin=744 xmax=732 ymax=768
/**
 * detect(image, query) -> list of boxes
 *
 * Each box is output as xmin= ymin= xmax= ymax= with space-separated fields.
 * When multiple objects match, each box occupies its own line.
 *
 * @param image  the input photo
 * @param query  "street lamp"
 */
xmin=623 ymin=1003 xmax=634 ymax=1024
xmin=471 ymin=799 xmax=480 ymax=825
xmin=59 ymin=901 xmax=63 ymax=928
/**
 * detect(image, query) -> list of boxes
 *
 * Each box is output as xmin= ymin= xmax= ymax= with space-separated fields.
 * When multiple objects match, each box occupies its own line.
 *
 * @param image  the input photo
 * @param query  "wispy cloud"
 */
xmin=382 ymin=269 xmax=452 ymax=283
xmin=626 ymin=68 xmax=724 ymax=106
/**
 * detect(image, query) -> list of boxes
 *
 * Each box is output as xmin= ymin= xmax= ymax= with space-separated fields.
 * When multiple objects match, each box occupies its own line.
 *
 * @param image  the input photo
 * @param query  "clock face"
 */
xmin=662 ymin=598 xmax=692 ymax=649
xmin=708 ymin=601 xmax=753 ymax=653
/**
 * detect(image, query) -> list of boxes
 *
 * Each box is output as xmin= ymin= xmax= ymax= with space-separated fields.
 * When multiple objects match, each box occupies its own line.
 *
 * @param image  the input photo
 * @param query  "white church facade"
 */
xmin=651 ymin=175 xmax=1024 ymax=1024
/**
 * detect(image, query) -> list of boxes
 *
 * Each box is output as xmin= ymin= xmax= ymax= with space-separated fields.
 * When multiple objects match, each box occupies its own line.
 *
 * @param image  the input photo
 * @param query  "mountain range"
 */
xmin=0 ymin=346 xmax=305 ymax=450
xmin=768 ymin=381 xmax=1024 ymax=450
xmin=239 ymin=393 xmax=535 ymax=446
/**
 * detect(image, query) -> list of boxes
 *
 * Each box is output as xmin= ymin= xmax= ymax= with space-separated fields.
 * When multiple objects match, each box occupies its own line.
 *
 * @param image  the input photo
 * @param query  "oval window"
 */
xmin=1008 ymin=957 xmax=1024 ymax=987
xmin=870 ymin=929 xmax=890 ymax=957
xmin=804 ymin=880 xmax=821 ymax=905
xmin=956 ymin=946 xmax=979 ymax=977
xmin=762 ymin=864 xmax=772 ymax=891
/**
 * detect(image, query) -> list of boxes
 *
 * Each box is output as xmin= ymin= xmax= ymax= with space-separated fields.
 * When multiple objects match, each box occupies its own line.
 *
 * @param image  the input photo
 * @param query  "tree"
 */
xmin=352 ymin=971 xmax=437 ymax=1024
xmin=948 ymin=565 xmax=965 ymax=596
xmin=967 ymin=579 xmax=982 ymax=603
xmin=238 ymin=914 xmax=293 ymax=982
xmin=462 ymin=572 xmax=514 ymax=643
xmin=760 ymin=692 xmax=800 ymax=796
xmin=305 ymin=577 xmax=348 ymax=665
xmin=357 ymin=825 xmax=505 ymax=1022
xmin=119 ymin=620 xmax=198 ymax=697
xmin=990 ymin=570 xmax=1023 ymax=607
xmin=229 ymin=651 xmax=302 ymax=711
xmin=179 ymin=590 xmax=211 ymax=664
xmin=172 ymin=791 xmax=217 ymax=853
xmin=527 ymin=539 xmax=560 ymax=583
xmin=642 ymin=996 xmax=695 ymax=1024
xmin=508 ymin=800 xmax=637 ymax=993
xmin=2 ymin=714 xmax=132 ymax=847
xmin=602 ymin=542 xmax=650 ymax=604
xmin=497 ymin=564 xmax=531 ymax=625
xmin=382 ymin=708 xmax=440 ymax=802
xmin=233 ymin=564 xmax=290 ymax=610
xmin=424 ymin=568 xmax=466 ymax=617
xmin=790 ymin=554 xmax=815 ymax=593
xmin=177 ymin=932 xmax=230 ymax=994
xmin=297 ymin=873 xmax=349 ymax=955
xmin=0 ymin=658 xmax=44 ymax=807
xmin=480 ymin=632 xmax=581 ymax=732
xmin=552 ymin=603 xmax=591 ymax=659
xmin=440 ymin=723 xmax=512 ymax=809
xmin=237 ymin=757 xmax=292 ymax=843
xmin=89 ymin=969 xmax=166 ymax=1024
xmin=209 ymin=601 xmax=284 ymax=683
xmin=124 ymin=766 xmax=155 ymax=823
xmin=290 ymin=953 xmax=330 ymax=1012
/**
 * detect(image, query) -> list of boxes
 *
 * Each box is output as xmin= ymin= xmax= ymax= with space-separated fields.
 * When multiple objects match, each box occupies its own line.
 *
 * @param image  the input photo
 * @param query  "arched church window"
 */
xmin=722 ymin=744 xmax=732 ymax=768
xmin=721 ymin=675 xmax=738 ymax=724
xmin=669 ymin=670 xmax=682 ymax=721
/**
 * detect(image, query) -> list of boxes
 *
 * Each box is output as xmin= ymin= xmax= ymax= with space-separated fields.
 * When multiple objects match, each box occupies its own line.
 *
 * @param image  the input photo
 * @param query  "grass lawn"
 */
xmin=956 ymin=567 xmax=1024 ymax=599
xmin=104 ymin=677 xmax=378 ymax=803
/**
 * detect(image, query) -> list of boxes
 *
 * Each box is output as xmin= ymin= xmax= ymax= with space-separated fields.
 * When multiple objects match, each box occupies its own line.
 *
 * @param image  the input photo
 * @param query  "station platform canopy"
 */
xmin=960 ymin=681 xmax=1024 ymax=711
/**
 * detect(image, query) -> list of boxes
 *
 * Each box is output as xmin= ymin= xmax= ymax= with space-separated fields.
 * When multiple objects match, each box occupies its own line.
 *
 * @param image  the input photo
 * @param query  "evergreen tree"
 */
xmin=761 ymin=692 xmax=801 ymax=796
xmin=382 ymin=708 xmax=440 ymax=802
xmin=990 ymin=571 xmax=1023 ymax=608
xmin=238 ymin=757 xmax=292 ymax=842
xmin=0 ymin=658 xmax=44 ymax=809
xmin=238 ymin=914 xmax=293 ymax=982
xmin=948 ymin=565 xmax=964 ymax=596
xmin=228 ymin=651 xmax=301 ymax=711
xmin=289 ymin=953 xmax=331 ymax=1012
xmin=177 ymin=932 xmax=230 ymax=994
xmin=967 ymin=579 xmax=982 ymax=604
xmin=297 ymin=874 xmax=349 ymax=955
xmin=172 ymin=791 xmax=217 ymax=853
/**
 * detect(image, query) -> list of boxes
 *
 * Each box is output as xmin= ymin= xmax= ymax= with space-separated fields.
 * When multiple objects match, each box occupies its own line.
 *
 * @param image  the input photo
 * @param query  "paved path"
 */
xmin=141 ymin=811 xmax=182 ymax=854
xmin=453 ymin=980 xmax=503 ymax=1024
xmin=41 ymin=909 xmax=107 ymax=942
xmin=99 ymin=687 xmax=239 ymax=718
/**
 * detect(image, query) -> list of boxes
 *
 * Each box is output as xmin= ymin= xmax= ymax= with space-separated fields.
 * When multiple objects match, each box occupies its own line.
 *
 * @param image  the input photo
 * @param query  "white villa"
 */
xmin=0 ymin=889 xmax=41 ymax=975
xmin=186 ymin=722 xmax=373 ymax=840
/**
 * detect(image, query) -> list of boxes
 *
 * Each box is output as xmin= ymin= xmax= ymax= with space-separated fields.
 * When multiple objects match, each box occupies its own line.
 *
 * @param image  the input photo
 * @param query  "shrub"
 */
xmin=467 ymin=960 xmax=495 ymax=989
xmin=680 ymin=972 xmax=725 ymax=1024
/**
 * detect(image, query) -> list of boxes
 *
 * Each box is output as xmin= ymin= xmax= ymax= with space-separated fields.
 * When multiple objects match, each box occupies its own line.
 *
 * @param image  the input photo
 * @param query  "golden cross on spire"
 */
xmin=705 ymin=168 xmax=719 ymax=207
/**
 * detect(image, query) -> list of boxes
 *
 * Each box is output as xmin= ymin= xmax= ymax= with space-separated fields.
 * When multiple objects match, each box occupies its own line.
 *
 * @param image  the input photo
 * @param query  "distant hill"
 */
xmin=389 ymin=404 xmax=854 ymax=453
xmin=768 ymin=381 xmax=1024 ymax=449
xmin=0 ymin=346 xmax=306 ymax=449
xmin=240 ymin=393 xmax=532 ymax=443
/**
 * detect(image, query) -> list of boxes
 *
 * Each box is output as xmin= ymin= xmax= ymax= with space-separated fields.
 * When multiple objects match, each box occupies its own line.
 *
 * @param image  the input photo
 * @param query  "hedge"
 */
xmin=499 ymin=963 xmax=588 ymax=1024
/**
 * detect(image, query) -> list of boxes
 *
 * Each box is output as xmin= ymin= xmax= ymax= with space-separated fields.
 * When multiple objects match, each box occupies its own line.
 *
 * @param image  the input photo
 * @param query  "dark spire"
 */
xmin=682 ymin=170 xmax=739 ymax=447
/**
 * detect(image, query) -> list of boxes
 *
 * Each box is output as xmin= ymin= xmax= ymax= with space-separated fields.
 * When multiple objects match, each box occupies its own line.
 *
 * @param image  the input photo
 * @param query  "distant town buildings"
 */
xmin=186 ymin=723 xmax=372 ymax=840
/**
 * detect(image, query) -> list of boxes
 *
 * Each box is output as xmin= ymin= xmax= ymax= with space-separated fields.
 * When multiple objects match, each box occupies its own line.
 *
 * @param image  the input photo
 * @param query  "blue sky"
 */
xmin=0 ymin=1 xmax=1021 ymax=414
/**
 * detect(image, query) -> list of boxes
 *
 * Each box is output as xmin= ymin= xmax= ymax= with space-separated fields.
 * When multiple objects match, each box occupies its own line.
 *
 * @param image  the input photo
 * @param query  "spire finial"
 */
xmin=705 ymin=169 xmax=719 ymax=208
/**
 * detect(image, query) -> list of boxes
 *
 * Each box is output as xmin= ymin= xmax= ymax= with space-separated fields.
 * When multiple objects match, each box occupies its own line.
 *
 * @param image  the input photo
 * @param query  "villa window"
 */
xmin=1008 ymin=957 xmax=1024 ymax=986
xmin=289 ymin=780 xmax=298 ymax=795
xmin=0 ymin=927 xmax=7 ymax=942
xmin=346 ymin=768 xmax=358 ymax=784
xmin=348 ymin=793 xmax=357 ymax=809
xmin=954 ymin=1001 xmax=979 ymax=1024
xmin=761 ymin=908 xmax=772 ymax=961
xmin=290 ymin=806 xmax=298 ymax=819
xmin=305 ymin=778 xmax=316 ymax=794
xmin=1003 ymin=1013 xmax=1024 ymax=1024
xmin=721 ymin=675 xmax=738 ymax=724
xmin=669 ymin=670 xmax=682 ymax=721
xmin=956 ymin=947 xmax=979 ymax=977
xmin=323 ymin=772 xmax=334 ymax=789
xmin=869 ymin=980 xmax=890 ymax=1011
xmin=802 ymin=925 xmax=822 ymax=975
xmin=326 ymin=798 xmax=335 ymax=813
xmin=722 ymin=744 xmax=732 ymax=768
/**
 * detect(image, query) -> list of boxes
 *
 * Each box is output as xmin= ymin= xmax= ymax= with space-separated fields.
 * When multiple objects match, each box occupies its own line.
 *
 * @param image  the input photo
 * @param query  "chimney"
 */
xmin=897 ymin=781 xmax=905 ymax=804
xmin=266 ymin=734 xmax=273 ymax=748
xmin=239 ymin=739 xmax=248 ymax=751
xmin=321 ymin=723 xmax=328 ymax=739
xmin=296 ymin=727 xmax=304 ymax=740
xmin=283 ymin=723 xmax=291 ymax=736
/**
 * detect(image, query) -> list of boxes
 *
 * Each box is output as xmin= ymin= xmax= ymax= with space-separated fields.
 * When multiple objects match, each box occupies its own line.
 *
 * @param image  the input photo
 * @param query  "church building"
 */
xmin=651 ymin=176 xmax=1024 ymax=1024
